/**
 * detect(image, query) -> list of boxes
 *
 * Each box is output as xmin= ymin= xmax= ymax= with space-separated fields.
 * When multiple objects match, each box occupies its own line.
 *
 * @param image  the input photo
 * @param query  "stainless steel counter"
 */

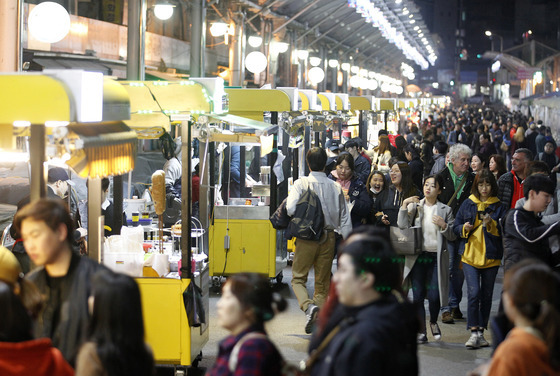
xmin=213 ymin=205 xmax=270 ymax=220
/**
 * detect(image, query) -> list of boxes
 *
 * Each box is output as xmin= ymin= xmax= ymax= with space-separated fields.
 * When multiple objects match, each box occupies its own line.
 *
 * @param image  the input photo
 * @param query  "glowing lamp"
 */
xmin=28 ymin=2 xmax=71 ymax=43
xmin=245 ymin=51 xmax=268 ymax=74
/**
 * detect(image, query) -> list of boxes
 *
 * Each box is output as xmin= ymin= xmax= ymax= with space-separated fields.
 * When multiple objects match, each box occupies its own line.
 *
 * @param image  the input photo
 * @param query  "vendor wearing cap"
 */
xmin=47 ymin=167 xmax=80 ymax=225
xmin=325 ymin=139 xmax=341 ymax=174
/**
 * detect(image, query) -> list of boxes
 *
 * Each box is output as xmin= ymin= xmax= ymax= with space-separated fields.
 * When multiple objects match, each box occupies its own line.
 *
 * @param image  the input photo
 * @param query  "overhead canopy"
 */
xmin=225 ymin=88 xmax=293 ymax=121
xmin=379 ymin=99 xmax=397 ymax=111
xmin=349 ymin=96 xmax=374 ymax=111
xmin=120 ymin=81 xmax=171 ymax=138
xmin=208 ymin=114 xmax=277 ymax=135
xmin=67 ymin=122 xmax=138 ymax=178
xmin=0 ymin=74 xmax=72 ymax=125
xmin=144 ymin=81 xmax=212 ymax=115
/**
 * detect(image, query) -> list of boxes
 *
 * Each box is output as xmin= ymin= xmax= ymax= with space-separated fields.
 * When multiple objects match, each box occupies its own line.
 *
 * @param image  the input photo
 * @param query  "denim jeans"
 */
xmin=446 ymin=239 xmax=464 ymax=310
xmin=410 ymin=252 xmax=440 ymax=334
xmin=463 ymin=263 xmax=499 ymax=330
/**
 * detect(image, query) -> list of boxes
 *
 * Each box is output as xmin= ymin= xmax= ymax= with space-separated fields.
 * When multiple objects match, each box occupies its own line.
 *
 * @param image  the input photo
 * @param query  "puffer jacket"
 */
xmin=497 ymin=171 xmax=519 ymax=208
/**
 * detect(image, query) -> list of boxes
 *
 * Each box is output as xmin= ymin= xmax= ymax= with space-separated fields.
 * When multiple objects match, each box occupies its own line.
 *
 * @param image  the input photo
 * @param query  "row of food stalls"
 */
xmin=0 ymin=70 xmax=449 ymax=373
xmin=516 ymin=91 xmax=560 ymax=142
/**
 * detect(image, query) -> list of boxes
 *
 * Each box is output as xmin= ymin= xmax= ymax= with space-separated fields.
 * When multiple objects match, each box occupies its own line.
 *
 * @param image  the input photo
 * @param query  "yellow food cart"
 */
xmin=207 ymin=88 xmax=296 ymax=283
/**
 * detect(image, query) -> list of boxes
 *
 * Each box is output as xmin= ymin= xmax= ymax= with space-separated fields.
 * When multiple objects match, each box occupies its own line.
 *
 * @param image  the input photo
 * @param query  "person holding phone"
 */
xmin=453 ymin=169 xmax=507 ymax=349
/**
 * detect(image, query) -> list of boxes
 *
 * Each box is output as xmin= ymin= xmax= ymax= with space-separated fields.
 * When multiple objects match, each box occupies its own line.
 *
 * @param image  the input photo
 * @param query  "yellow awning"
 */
xmin=0 ymin=74 xmax=72 ymax=124
xmin=66 ymin=122 xmax=137 ymax=178
xmin=379 ymin=99 xmax=396 ymax=111
xmin=349 ymin=97 xmax=374 ymax=111
xmin=208 ymin=114 xmax=276 ymax=135
xmin=299 ymin=92 xmax=310 ymax=110
xmin=145 ymin=81 xmax=212 ymax=115
xmin=120 ymin=81 xmax=170 ymax=138
xmin=225 ymin=88 xmax=292 ymax=121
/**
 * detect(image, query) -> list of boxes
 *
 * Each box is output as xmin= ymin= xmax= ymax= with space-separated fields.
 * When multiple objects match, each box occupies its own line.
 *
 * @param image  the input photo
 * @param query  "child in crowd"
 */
xmin=454 ymin=169 xmax=507 ymax=349
xmin=398 ymin=174 xmax=456 ymax=343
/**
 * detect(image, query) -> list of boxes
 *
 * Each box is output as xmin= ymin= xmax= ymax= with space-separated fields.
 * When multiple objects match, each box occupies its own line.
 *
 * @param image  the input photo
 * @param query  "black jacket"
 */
xmin=328 ymin=175 xmax=373 ymax=228
xmin=420 ymin=140 xmax=434 ymax=177
xmin=354 ymin=154 xmax=372 ymax=184
xmin=436 ymin=166 xmax=474 ymax=215
xmin=408 ymin=157 xmax=424 ymax=192
xmin=502 ymin=208 xmax=560 ymax=271
xmin=26 ymin=252 xmax=106 ymax=365
xmin=309 ymin=294 xmax=418 ymax=376
xmin=497 ymin=171 xmax=521 ymax=209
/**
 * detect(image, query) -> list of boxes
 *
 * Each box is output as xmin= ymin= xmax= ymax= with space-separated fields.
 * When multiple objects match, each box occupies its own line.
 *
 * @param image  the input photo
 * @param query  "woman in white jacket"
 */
xmin=397 ymin=174 xmax=456 ymax=344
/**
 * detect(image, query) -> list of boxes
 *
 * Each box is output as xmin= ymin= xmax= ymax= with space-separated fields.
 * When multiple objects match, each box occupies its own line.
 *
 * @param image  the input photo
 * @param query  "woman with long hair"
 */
xmin=453 ymin=169 xmax=507 ymax=349
xmin=372 ymin=135 xmax=392 ymax=173
xmin=0 ymin=281 xmax=73 ymax=376
xmin=488 ymin=154 xmax=507 ymax=180
xmin=398 ymin=175 xmax=456 ymax=343
xmin=487 ymin=261 xmax=560 ymax=375
xmin=75 ymin=270 xmax=155 ymax=376
xmin=207 ymin=273 xmax=287 ymax=376
xmin=470 ymin=153 xmax=486 ymax=175
xmin=328 ymin=153 xmax=372 ymax=228
xmin=374 ymin=161 xmax=419 ymax=227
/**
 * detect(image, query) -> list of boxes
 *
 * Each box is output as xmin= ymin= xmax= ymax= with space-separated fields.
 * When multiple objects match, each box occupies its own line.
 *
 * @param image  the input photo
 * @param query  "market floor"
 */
xmin=161 ymin=263 xmax=503 ymax=376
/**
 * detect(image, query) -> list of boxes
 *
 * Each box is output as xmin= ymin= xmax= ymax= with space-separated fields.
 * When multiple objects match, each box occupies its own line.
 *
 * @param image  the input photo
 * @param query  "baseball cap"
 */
xmin=0 ymin=246 xmax=22 ymax=285
xmin=325 ymin=139 xmax=340 ymax=151
xmin=47 ymin=167 xmax=75 ymax=186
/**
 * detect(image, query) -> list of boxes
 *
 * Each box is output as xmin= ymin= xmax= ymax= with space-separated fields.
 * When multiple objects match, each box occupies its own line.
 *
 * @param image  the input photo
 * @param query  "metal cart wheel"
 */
xmin=275 ymin=271 xmax=283 ymax=284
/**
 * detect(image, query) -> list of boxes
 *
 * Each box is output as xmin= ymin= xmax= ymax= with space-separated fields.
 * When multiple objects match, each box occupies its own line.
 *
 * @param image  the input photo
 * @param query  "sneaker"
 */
xmin=478 ymin=331 xmax=490 ymax=347
xmin=452 ymin=306 xmax=464 ymax=320
xmin=304 ymin=305 xmax=319 ymax=334
xmin=465 ymin=332 xmax=480 ymax=349
xmin=417 ymin=333 xmax=428 ymax=344
xmin=430 ymin=323 xmax=442 ymax=341
xmin=442 ymin=311 xmax=455 ymax=324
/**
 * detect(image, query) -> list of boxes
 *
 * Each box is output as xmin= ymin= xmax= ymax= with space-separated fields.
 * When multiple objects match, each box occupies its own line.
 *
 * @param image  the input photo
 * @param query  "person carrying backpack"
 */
xmin=286 ymin=147 xmax=352 ymax=334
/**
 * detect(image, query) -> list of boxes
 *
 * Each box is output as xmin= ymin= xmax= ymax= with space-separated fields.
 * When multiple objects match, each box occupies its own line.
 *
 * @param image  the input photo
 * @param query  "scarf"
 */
xmin=448 ymin=163 xmax=466 ymax=198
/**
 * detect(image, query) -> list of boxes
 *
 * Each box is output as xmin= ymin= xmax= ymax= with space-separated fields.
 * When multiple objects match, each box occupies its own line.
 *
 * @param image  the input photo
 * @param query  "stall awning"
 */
xmin=120 ymin=82 xmax=170 ymax=138
xmin=208 ymin=114 xmax=277 ymax=135
xmin=67 ymin=122 xmax=138 ymax=178
xmin=225 ymin=88 xmax=293 ymax=120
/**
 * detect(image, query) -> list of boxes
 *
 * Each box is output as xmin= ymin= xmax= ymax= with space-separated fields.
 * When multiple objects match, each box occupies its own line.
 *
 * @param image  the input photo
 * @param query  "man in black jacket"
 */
xmin=344 ymin=139 xmax=371 ymax=184
xmin=497 ymin=148 xmax=532 ymax=209
xmin=503 ymin=174 xmax=560 ymax=271
xmin=16 ymin=198 xmax=106 ymax=366
xmin=309 ymin=230 xmax=418 ymax=376
xmin=437 ymin=144 xmax=474 ymax=324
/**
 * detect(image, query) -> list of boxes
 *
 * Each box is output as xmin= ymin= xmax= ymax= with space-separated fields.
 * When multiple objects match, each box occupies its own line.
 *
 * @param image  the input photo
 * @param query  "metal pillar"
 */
xmin=269 ymin=112 xmax=279 ymax=216
xmin=180 ymin=121 xmax=193 ymax=278
xmin=190 ymin=0 xmax=206 ymax=77
xmin=127 ymin=0 xmax=146 ymax=81
xmin=87 ymin=177 xmax=102 ymax=263
xmin=29 ymin=124 xmax=46 ymax=201
xmin=229 ymin=12 xmax=245 ymax=86
xmin=0 ymin=0 xmax=22 ymax=72
xmin=304 ymin=126 xmax=311 ymax=175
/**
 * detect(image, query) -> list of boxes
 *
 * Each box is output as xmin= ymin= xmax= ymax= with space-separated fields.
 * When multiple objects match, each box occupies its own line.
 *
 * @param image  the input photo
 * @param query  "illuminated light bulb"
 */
xmin=309 ymin=57 xmax=322 ymax=67
xmin=248 ymin=36 xmax=263 ymax=48
xmin=154 ymin=2 xmax=175 ymax=20
xmin=341 ymin=63 xmax=351 ymax=72
xmin=245 ymin=51 xmax=268 ymax=74
xmin=28 ymin=2 xmax=71 ymax=43
xmin=328 ymin=59 xmax=339 ymax=68
xmin=308 ymin=67 xmax=325 ymax=85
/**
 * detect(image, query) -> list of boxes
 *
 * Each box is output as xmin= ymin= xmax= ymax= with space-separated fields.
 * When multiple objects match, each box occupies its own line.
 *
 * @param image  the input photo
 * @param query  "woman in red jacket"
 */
xmin=0 ymin=281 xmax=74 ymax=376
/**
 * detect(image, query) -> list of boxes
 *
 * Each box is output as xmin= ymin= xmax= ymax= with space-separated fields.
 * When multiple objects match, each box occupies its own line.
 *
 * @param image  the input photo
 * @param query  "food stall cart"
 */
xmin=207 ymin=88 xmax=296 ymax=283
xmin=349 ymin=95 xmax=379 ymax=149
xmin=120 ymin=78 xmax=228 ymax=372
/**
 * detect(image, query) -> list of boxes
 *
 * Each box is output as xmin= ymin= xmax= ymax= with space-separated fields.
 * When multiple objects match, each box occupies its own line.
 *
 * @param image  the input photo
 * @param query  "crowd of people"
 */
xmin=2 ymin=105 xmax=560 ymax=376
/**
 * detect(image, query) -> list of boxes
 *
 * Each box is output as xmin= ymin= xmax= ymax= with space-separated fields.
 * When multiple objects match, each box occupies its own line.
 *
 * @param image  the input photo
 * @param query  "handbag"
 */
xmin=270 ymin=198 xmax=291 ymax=229
xmin=390 ymin=226 xmax=422 ymax=255
xmin=500 ymin=139 xmax=510 ymax=152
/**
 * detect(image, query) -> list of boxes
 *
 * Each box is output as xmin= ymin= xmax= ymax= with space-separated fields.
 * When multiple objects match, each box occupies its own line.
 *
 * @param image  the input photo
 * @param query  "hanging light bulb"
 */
xmin=245 ymin=51 xmax=268 ymax=74
xmin=328 ymin=59 xmax=339 ymax=68
xmin=154 ymin=1 xmax=175 ymax=20
xmin=28 ymin=2 xmax=70 ymax=43
xmin=308 ymin=67 xmax=325 ymax=85
xmin=309 ymin=57 xmax=322 ymax=67
xmin=248 ymin=36 xmax=263 ymax=48
xmin=209 ymin=22 xmax=229 ymax=37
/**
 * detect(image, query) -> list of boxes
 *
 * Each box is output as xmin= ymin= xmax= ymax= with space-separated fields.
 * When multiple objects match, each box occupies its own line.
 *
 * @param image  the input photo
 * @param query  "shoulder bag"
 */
xmin=389 ymin=206 xmax=422 ymax=256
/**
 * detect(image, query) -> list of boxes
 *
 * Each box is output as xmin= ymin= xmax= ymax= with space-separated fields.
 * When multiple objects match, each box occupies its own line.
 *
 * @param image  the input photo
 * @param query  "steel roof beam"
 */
xmin=295 ymin=3 xmax=350 ymax=42
xmin=307 ymin=17 xmax=364 ymax=47
xmin=272 ymin=0 xmax=324 ymax=34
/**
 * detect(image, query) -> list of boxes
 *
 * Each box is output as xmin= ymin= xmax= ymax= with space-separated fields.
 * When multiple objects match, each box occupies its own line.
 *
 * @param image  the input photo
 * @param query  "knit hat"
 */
xmin=0 ymin=246 xmax=22 ymax=285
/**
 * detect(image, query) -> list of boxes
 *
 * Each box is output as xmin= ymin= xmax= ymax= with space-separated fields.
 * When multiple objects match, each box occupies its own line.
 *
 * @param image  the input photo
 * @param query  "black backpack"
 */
xmin=287 ymin=186 xmax=325 ymax=241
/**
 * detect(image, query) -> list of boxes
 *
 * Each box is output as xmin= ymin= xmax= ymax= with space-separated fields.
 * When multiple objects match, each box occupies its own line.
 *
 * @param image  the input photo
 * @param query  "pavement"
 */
xmin=158 ymin=262 xmax=503 ymax=376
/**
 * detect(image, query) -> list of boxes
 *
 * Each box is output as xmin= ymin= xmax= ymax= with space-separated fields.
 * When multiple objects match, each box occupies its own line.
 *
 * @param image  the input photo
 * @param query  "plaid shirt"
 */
xmin=206 ymin=326 xmax=283 ymax=376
